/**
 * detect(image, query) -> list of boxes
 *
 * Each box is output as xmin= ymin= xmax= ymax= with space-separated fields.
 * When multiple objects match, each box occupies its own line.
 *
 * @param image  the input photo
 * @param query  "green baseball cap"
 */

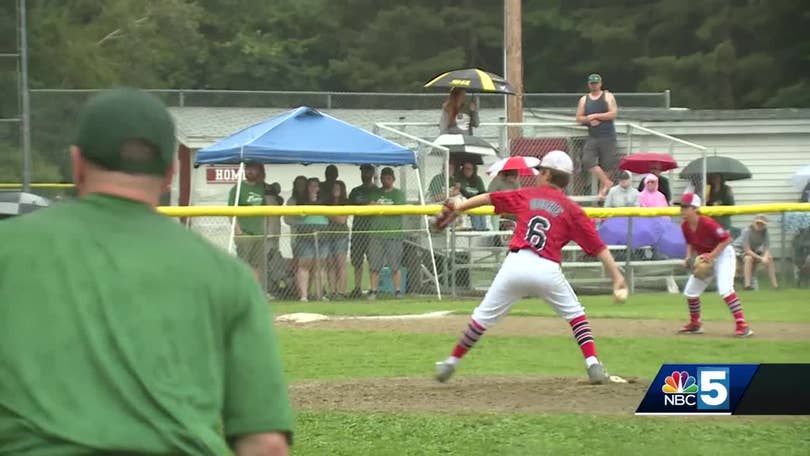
xmin=74 ymin=88 xmax=176 ymax=176
xmin=587 ymin=73 xmax=602 ymax=83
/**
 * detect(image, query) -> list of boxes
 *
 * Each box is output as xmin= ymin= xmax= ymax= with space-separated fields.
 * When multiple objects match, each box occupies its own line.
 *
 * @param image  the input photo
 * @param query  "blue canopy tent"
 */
xmin=192 ymin=106 xmax=440 ymax=297
xmin=194 ymin=106 xmax=417 ymax=166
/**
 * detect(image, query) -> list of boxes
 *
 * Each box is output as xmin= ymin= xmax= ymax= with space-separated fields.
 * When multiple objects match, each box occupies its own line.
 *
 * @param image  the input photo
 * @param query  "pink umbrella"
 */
xmin=487 ymin=156 xmax=540 ymax=176
xmin=619 ymin=153 xmax=678 ymax=174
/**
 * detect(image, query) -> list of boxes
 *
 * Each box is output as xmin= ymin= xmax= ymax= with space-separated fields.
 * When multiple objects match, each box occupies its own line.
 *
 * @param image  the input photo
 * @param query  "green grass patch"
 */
xmin=271 ymin=288 xmax=810 ymax=322
xmin=294 ymin=411 xmax=810 ymax=456
xmin=278 ymin=328 xmax=810 ymax=381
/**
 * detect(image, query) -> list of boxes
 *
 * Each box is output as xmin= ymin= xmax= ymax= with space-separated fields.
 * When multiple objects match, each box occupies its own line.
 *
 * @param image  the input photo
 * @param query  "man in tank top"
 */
xmin=576 ymin=73 xmax=619 ymax=201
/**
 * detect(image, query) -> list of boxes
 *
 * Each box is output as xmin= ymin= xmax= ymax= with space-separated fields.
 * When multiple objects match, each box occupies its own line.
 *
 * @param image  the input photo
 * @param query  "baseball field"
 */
xmin=271 ymin=288 xmax=810 ymax=455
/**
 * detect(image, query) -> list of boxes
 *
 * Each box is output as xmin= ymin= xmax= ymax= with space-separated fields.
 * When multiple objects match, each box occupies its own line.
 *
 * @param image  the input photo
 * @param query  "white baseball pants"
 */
xmin=471 ymin=249 xmax=585 ymax=328
xmin=684 ymin=245 xmax=736 ymax=298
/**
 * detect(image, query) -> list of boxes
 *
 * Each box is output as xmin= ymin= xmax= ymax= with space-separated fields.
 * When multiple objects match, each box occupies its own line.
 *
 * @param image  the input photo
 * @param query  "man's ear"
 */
xmin=162 ymin=158 xmax=176 ymax=193
xmin=70 ymin=146 xmax=85 ymax=189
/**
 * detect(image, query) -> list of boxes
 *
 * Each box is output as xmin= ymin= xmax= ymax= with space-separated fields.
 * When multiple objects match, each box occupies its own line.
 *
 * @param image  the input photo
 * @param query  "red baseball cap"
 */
xmin=680 ymin=193 xmax=702 ymax=208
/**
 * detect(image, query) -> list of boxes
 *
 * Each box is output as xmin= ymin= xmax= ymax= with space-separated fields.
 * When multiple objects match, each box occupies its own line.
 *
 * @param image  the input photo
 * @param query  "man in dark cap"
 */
xmin=0 ymin=88 xmax=293 ymax=455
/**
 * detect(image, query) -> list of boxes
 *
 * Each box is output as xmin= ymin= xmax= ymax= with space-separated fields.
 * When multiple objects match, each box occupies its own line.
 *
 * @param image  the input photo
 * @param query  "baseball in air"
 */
xmin=614 ymin=288 xmax=628 ymax=303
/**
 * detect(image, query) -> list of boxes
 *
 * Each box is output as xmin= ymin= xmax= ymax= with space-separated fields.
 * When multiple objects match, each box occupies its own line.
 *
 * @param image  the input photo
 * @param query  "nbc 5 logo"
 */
xmin=661 ymin=368 xmax=730 ymax=410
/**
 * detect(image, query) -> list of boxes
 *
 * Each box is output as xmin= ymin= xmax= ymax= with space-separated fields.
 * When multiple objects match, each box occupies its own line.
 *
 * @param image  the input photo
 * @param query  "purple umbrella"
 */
xmin=598 ymin=217 xmax=667 ymax=248
xmin=654 ymin=222 xmax=687 ymax=259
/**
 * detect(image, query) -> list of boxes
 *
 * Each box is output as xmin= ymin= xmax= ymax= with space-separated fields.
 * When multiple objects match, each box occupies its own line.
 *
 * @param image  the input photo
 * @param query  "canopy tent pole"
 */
xmin=414 ymin=156 xmax=442 ymax=300
xmin=228 ymin=160 xmax=245 ymax=255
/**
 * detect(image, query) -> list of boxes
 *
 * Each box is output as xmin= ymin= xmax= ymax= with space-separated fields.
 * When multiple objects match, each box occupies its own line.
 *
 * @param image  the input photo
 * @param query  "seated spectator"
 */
xmin=456 ymin=161 xmax=487 ymax=231
xmin=428 ymin=158 xmax=460 ymax=202
xmin=488 ymin=170 xmax=520 ymax=231
xmin=637 ymin=165 xmax=671 ymax=204
xmin=733 ymin=215 xmax=778 ymax=290
xmin=707 ymin=173 xmax=735 ymax=233
xmin=605 ymin=171 xmax=640 ymax=208
xmin=322 ymin=180 xmax=349 ymax=300
xmin=639 ymin=174 xmax=668 ymax=208
xmin=440 ymin=88 xmax=479 ymax=135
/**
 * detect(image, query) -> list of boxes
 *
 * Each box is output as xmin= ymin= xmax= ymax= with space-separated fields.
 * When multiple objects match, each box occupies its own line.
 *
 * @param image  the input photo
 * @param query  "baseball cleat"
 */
xmin=678 ymin=322 xmax=704 ymax=334
xmin=434 ymin=361 xmax=456 ymax=383
xmin=587 ymin=363 xmax=609 ymax=385
xmin=735 ymin=324 xmax=754 ymax=338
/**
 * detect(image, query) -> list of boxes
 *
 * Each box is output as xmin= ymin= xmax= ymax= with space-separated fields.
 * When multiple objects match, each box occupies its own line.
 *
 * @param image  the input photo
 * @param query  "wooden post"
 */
xmin=504 ymin=0 xmax=523 ymax=144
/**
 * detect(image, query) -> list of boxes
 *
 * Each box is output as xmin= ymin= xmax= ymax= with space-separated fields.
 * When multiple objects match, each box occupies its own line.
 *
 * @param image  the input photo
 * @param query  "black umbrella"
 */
xmin=433 ymin=134 xmax=498 ymax=165
xmin=0 ymin=191 xmax=50 ymax=218
xmin=424 ymin=68 xmax=516 ymax=95
xmin=679 ymin=156 xmax=752 ymax=181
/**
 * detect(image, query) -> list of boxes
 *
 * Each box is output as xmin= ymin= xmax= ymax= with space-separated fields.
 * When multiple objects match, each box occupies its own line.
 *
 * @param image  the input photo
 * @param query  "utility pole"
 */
xmin=19 ymin=0 xmax=31 ymax=192
xmin=504 ymin=0 xmax=523 ymax=142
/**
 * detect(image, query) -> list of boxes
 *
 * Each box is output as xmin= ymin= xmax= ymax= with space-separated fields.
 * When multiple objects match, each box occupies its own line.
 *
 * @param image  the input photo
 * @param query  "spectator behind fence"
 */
xmin=293 ymin=178 xmax=329 ymax=302
xmin=320 ymin=164 xmax=339 ymax=197
xmin=368 ymin=167 xmax=406 ymax=300
xmin=284 ymin=175 xmax=308 ymax=263
xmin=323 ymin=180 xmax=349 ymax=300
xmin=262 ymin=175 xmax=284 ymax=252
xmin=637 ymin=164 xmax=671 ymax=204
xmin=228 ymin=162 xmax=267 ymax=282
xmin=348 ymin=165 xmax=378 ymax=298
xmin=456 ymin=161 xmax=488 ymax=231
xmin=576 ymin=73 xmax=619 ymax=200
xmin=605 ymin=171 xmax=640 ymax=208
xmin=639 ymin=174 xmax=668 ymax=208
xmin=707 ymin=173 xmax=736 ymax=233
xmin=488 ymin=170 xmax=520 ymax=231
xmin=428 ymin=157 xmax=460 ymax=202
xmin=440 ymin=88 xmax=479 ymax=135
xmin=733 ymin=215 xmax=778 ymax=290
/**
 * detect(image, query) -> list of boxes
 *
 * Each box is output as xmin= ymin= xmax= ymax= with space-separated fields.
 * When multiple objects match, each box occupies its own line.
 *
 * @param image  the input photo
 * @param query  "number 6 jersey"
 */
xmin=490 ymin=186 xmax=606 ymax=264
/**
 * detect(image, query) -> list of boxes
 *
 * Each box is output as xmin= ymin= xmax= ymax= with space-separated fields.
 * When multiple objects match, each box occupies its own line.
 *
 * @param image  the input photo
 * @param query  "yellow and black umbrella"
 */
xmin=424 ymin=68 xmax=516 ymax=94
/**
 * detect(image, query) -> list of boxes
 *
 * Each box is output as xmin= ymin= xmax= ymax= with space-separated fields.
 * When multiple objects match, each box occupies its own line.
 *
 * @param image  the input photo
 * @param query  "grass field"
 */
xmin=273 ymin=288 xmax=810 ymax=455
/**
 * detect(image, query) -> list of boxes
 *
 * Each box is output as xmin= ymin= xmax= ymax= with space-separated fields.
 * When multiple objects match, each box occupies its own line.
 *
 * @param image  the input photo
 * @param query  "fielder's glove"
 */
xmin=431 ymin=199 xmax=458 ymax=232
xmin=691 ymin=254 xmax=715 ymax=280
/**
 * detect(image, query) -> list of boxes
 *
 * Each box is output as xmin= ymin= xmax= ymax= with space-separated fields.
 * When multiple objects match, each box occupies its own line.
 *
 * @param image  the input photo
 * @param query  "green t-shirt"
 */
xmin=456 ymin=174 xmax=486 ymax=199
xmin=348 ymin=183 xmax=378 ymax=232
xmin=428 ymin=172 xmax=455 ymax=201
xmin=0 ymin=194 xmax=293 ymax=455
xmin=370 ymin=187 xmax=406 ymax=239
xmin=228 ymin=181 xmax=266 ymax=235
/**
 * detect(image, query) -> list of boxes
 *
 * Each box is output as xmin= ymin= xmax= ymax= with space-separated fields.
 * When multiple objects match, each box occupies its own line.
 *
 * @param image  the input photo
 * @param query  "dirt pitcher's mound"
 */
xmin=291 ymin=376 xmax=650 ymax=415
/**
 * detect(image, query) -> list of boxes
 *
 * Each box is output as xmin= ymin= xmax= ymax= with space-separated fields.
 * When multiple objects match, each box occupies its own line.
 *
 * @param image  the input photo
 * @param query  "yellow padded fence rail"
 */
xmin=157 ymin=203 xmax=810 ymax=218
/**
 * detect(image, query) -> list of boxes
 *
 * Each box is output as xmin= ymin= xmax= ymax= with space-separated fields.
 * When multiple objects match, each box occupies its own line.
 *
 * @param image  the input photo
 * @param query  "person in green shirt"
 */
xmin=0 ymin=88 xmax=293 ymax=455
xmin=428 ymin=157 xmax=460 ymax=202
xmin=455 ymin=161 xmax=488 ymax=230
xmin=347 ymin=164 xmax=378 ymax=298
xmin=368 ymin=167 xmax=407 ymax=300
xmin=228 ymin=162 xmax=268 ymax=283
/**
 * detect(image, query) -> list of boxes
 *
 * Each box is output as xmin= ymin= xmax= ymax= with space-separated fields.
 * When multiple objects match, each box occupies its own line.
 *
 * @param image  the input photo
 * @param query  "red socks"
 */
xmin=451 ymin=319 xmax=486 ymax=359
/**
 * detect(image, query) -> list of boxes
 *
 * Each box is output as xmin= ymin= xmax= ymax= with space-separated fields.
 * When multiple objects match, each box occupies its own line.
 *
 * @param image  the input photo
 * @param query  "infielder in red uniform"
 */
xmin=434 ymin=150 xmax=627 ymax=385
xmin=679 ymin=193 xmax=753 ymax=337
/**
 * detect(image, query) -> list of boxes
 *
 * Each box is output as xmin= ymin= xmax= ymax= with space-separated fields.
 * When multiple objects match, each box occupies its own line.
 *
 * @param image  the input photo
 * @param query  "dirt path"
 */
xmin=279 ymin=315 xmax=810 ymax=341
xmin=291 ymin=376 xmax=650 ymax=415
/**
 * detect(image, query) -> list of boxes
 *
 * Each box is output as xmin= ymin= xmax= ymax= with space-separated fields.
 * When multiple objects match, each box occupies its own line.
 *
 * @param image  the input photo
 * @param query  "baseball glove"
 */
xmin=431 ymin=199 xmax=458 ymax=232
xmin=691 ymin=254 xmax=715 ymax=280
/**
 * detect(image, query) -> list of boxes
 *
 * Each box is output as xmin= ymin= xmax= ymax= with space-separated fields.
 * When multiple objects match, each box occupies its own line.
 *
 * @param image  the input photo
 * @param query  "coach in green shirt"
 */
xmin=367 ymin=167 xmax=407 ymax=299
xmin=228 ymin=162 xmax=269 ymax=282
xmin=0 ymin=88 xmax=293 ymax=455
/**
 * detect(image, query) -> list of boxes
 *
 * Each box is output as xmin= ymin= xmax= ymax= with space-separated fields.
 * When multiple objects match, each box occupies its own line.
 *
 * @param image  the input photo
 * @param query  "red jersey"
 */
xmin=681 ymin=215 xmax=730 ymax=254
xmin=490 ymin=186 xmax=606 ymax=264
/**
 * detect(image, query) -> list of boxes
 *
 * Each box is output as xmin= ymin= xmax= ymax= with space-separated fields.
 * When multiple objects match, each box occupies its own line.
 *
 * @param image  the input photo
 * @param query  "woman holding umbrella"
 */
xmin=440 ymin=88 xmax=479 ymax=135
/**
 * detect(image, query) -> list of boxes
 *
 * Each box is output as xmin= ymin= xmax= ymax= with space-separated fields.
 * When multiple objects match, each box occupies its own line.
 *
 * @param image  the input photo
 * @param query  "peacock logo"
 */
xmin=662 ymin=371 xmax=699 ymax=394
